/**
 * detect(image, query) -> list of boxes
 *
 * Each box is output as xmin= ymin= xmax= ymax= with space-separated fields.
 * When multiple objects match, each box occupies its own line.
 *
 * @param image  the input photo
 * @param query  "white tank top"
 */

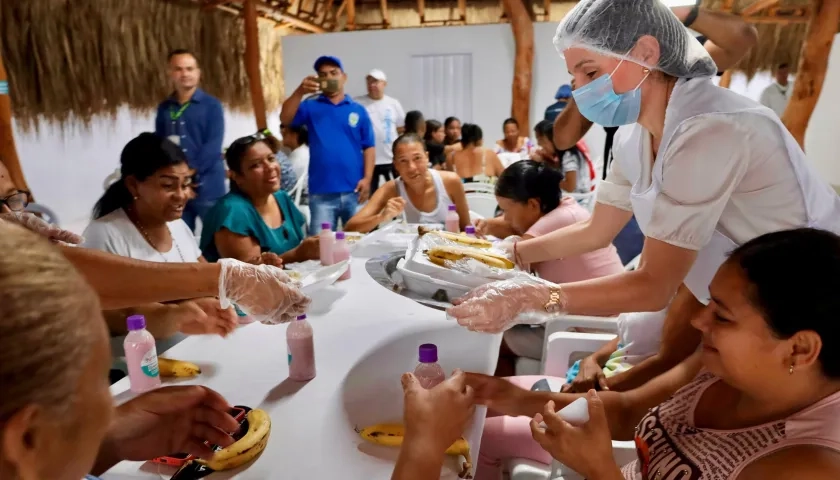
xmin=395 ymin=170 xmax=454 ymax=224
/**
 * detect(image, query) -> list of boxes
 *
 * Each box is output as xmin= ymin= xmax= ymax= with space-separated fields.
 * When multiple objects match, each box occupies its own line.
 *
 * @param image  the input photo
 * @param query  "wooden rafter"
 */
xmin=201 ymin=0 xmax=325 ymax=33
xmin=243 ymin=0 xmax=267 ymax=130
xmin=380 ymin=0 xmax=390 ymax=27
xmin=417 ymin=0 xmax=425 ymax=22
xmin=741 ymin=0 xmax=781 ymax=16
xmin=543 ymin=0 xmax=551 ymax=20
xmin=347 ymin=0 xmax=356 ymax=30
xmin=458 ymin=0 xmax=466 ymax=21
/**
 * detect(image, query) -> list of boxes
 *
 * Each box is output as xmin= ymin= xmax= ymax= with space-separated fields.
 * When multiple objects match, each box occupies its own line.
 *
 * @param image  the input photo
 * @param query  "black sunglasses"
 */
xmin=0 ymin=190 xmax=29 ymax=212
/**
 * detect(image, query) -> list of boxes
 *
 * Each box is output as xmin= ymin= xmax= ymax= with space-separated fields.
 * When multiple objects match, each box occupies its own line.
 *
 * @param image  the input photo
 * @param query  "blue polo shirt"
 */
xmin=155 ymin=88 xmax=226 ymax=201
xmin=291 ymin=94 xmax=375 ymax=195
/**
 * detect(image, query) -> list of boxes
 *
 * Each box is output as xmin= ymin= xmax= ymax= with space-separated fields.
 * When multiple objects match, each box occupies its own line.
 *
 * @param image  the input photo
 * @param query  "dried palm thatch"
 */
xmin=0 ymin=0 xmax=286 ymax=133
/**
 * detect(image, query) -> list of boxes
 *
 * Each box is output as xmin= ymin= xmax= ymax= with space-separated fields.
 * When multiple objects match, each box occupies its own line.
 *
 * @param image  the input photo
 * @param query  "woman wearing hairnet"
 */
xmin=449 ymin=1 xmax=840 ymax=346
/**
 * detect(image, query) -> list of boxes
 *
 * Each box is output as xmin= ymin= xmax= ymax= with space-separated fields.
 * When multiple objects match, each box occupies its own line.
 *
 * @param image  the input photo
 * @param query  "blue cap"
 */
xmin=555 ymin=84 xmax=572 ymax=99
xmin=314 ymin=55 xmax=343 ymax=72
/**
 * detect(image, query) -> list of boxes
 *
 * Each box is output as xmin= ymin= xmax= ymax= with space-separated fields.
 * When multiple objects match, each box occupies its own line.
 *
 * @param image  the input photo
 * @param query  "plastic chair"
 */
xmin=290 ymin=171 xmax=307 ymax=206
xmin=465 ymin=192 xmax=498 ymax=219
xmin=24 ymin=203 xmax=61 ymax=226
xmin=103 ymin=168 xmax=121 ymax=191
xmin=463 ymin=182 xmax=495 ymax=194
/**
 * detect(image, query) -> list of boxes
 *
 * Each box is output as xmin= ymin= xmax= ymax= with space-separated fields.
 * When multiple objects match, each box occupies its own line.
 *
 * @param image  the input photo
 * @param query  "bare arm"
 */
xmin=553 ymin=97 xmax=593 ymax=150
xmin=214 ymin=229 xmax=305 ymax=265
xmin=344 ymin=183 xmax=396 ymax=233
xmin=103 ymin=304 xmax=181 ymax=339
xmin=280 ymin=89 xmax=306 ymax=126
xmin=690 ymin=9 xmax=758 ymax=71
xmin=605 ymin=284 xmax=704 ymax=391
xmin=60 ymin=246 xmax=218 ymax=309
xmin=559 ymin=170 xmax=578 ymax=193
xmin=518 ymin=202 xmax=633 ymax=265
xmin=441 ymin=172 xmax=472 ymax=231
xmin=481 ymin=216 xmax=518 ymax=239
xmin=363 ymin=147 xmax=375 ymax=183
xmin=391 ymin=437 xmax=445 ymax=480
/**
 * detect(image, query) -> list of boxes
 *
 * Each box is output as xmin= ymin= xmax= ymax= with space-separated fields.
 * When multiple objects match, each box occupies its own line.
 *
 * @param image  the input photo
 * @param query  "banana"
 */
xmin=425 ymin=245 xmax=514 ymax=270
xmin=358 ymin=423 xmax=473 ymax=478
xmin=157 ymin=357 xmax=201 ymax=378
xmin=418 ymin=226 xmax=492 ymax=249
xmin=199 ymin=408 xmax=271 ymax=471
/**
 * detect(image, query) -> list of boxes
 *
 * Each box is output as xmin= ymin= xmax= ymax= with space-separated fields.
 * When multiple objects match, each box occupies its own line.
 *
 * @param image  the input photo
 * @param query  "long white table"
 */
xmin=104 ymin=255 xmax=502 ymax=479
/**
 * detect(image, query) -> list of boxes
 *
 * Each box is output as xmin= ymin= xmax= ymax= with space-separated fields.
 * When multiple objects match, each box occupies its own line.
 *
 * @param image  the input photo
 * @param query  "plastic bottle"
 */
xmin=123 ymin=315 xmax=162 ymax=393
xmin=333 ymin=231 xmax=351 ymax=280
xmin=413 ymin=343 xmax=446 ymax=389
xmin=464 ymin=225 xmax=477 ymax=238
xmin=287 ymin=314 xmax=316 ymax=381
xmin=445 ymin=204 xmax=460 ymax=233
xmin=319 ymin=222 xmax=334 ymax=266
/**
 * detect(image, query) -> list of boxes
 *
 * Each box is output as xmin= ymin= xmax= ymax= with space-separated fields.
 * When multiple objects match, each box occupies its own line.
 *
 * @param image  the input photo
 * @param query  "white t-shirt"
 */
xmin=82 ymin=208 xmax=201 ymax=262
xmin=354 ymin=94 xmax=406 ymax=165
xmin=561 ymin=150 xmax=592 ymax=194
xmin=759 ymin=81 xmax=792 ymax=117
xmin=288 ymin=144 xmax=310 ymax=180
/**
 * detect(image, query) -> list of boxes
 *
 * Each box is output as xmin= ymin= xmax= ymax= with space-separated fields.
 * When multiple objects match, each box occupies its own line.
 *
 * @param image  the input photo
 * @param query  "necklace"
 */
xmin=128 ymin=209 xmax=185 ymax=263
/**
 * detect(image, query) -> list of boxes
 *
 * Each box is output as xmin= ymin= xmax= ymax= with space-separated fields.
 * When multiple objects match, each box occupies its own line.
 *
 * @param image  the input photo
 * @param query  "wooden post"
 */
xmin=781 ymin=0 xmax=840 ymax=147
xmin=719 ymin=70 xmax=733 ymax=88
xmin=243 ymin=0 xmax=267 ymax=131
xmin=502 ymin=0 xmax=534 ymax=133
xmin=0 ymin=50 xmax=29 ymax=195
xmin=347 ymin=0 xmax=356 ymax=31
xmin=380 ymin=0 xmax=390 ymax=27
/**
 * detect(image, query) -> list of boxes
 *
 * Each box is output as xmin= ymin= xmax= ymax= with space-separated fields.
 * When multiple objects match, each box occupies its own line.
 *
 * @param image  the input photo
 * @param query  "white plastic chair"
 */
xmin=463 ymin=182 xmax=495 ymax=194
xmin=103 ymin=168 xmax=121 ymax=191
xmin=465 ymin=192 xmax=498 ymax=219
xmin=289 ymin=172 xmax=310 ymax=232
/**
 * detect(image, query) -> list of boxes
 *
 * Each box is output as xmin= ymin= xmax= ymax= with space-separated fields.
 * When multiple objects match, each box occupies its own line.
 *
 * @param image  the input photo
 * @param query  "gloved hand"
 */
xmin=218 ymin=258 xmax=311 ymax=325
xmin=0 ymin=212 xmax=84 ymax=245
xmin=496 ymin=235 xmax=522 ymax=263
xmin=447 ymin=275 xmax=556 ymax=333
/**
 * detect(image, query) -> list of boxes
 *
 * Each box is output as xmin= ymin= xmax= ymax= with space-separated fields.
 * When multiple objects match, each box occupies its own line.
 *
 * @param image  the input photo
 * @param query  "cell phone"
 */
xmin=150 ymin=406 xmax=249 ymax=467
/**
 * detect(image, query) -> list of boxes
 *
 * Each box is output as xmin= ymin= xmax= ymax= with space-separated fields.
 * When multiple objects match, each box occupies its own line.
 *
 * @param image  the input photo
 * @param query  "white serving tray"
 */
xmin=401 ymin=235 xmax=517 ymax=290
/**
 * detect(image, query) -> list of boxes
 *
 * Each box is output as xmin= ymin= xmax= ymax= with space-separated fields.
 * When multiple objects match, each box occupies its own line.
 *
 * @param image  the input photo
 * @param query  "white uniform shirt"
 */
xmin=354 ymin=94 xmax=406 ymax=165
xmin=597 ymin=113 xmax=807 ymax=249
xmin=759 ymin=81 xmax=792 ymax=117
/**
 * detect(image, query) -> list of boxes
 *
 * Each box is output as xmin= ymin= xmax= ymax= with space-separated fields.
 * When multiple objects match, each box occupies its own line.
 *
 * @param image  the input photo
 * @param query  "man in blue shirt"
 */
xmin=280 ymin=55 xmax=375 ymax=231
xmin=155 ymin=49 xmax=225 ymax=232
xmin=544 ymin=84 xmax=572 ymax=123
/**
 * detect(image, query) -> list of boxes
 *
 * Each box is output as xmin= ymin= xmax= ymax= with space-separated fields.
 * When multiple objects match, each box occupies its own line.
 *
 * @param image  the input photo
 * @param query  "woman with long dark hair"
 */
xmin=447 ymin=123 xmax=505 ymax=183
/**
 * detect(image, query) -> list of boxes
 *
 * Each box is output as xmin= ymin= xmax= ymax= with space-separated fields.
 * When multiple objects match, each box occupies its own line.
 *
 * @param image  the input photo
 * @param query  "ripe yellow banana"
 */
xmin=199 ymin=408 xmax=271 ymax=471
xmin=425 ymin=245 xmax=514 ymax=270
xmin=358 ymin=423 xmax=473 ymax=478
xmin=157 ymin=357 xmax=201 ymax=378
xmin=418 ymin=226 xmax=492 ymax=249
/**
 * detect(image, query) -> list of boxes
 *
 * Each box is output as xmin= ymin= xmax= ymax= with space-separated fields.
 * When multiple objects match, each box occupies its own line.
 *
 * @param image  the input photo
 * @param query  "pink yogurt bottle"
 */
xmin=414 ymin=344 xmax=446 ymax=389
xmin=123 ymin=315 xmax=162 ymax=393
xmin=319 ymin=222 xmax=334 ymax=266
xmin=332 ymin=231 xmax=351 ymax=280
xmin=287 ymin=314 xmax=316 ymax=381
xmin=445 ymin=205 xmax=460 ymax=233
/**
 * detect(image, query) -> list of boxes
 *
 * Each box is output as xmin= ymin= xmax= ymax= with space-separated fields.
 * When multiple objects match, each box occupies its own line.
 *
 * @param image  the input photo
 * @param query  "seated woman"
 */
xmin=201 ymin=132 xmax=319 ymax=264
xmin=404 ymin=110 xmax=426 ymax=138
xmin=532 ymin=119 xmax=591 ymax=194
xmin=0 ymin=222 xmax=240 ymax=480
xmin=476 ymin=160 xmax=624 ymax=371
xmin=448 ymin=123 xmax=505 ymax=184
xmin=428 ymin=228 xmax=840 ymax=480
xmin=495 ymin=117 xmax=535 ymax=161
xmin=345 ymin=133 xmax=471 ymax=233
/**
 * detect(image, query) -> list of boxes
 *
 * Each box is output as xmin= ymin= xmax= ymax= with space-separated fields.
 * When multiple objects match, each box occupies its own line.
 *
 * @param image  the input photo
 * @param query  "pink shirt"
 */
xmin=526 ymin=197 xmax=624 ymax=283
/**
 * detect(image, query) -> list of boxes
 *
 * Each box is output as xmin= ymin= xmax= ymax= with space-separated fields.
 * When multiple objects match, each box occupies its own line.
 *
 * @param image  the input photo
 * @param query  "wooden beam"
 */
xmin=347 ymin=0 xmax=356 ymax=30
xmin=417 ymin=0 xmax=425 ymax=22
xmin=380 ymin=0 xmax=390 ymax=27
xmin=202 ymin=0 xmax=231 ymax=10
xmin=458 ymin=0 xmax=466 ymax=21
xmin=543 ymin=0 xmax=551 ymax=20
xmin=782 ymin=0 xmax=840 ymax=147
xmin=501 ymin=0 xmax=534 ymax=134
xmin=0 ymin=50 xmax=30 ymax=196
xmin=741 ymin=0 xmax=780 ymax=17
xmin=718 ymin=70 xmax=733 ymax=89
xmin=243 ymin=0 xmax=268 ymax=131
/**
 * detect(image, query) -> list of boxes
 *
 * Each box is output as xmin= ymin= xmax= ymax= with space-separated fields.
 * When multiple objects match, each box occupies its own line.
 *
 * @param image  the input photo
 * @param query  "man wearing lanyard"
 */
xmin=155 ymin=49 xmax=225 ymax=232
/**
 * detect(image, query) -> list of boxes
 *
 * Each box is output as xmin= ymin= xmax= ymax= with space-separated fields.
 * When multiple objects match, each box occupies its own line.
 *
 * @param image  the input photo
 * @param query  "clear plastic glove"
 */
xmin=447 ymin=274 xmax=555 ymax=333
xmin=496 ymin=235 xmax=522 ymax=263
xmin=0 ymin=212 xmax=84 ymax=245
xmin=218 ymin=258 xmax=311 ymax=325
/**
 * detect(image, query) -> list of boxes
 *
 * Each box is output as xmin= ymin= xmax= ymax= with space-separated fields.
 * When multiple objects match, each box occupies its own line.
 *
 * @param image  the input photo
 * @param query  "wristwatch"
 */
xmin=544 ymin=286 xmax=567 ymax=314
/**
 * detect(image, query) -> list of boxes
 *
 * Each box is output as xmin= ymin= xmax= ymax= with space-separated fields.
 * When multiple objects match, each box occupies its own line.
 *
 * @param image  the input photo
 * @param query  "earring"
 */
xmin=642 ymin=67 xmax=651 ymax=74
xmin=789 ymin=364 xmax=795 ymax=375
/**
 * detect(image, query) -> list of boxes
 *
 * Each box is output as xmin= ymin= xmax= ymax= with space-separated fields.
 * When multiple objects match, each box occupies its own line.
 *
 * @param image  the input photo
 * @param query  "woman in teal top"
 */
xmin=201 ymin=132 xmax=320 ymax=264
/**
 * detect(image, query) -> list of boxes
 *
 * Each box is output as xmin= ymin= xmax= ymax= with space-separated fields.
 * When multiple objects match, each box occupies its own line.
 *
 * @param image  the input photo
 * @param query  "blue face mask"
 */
xmin=572 ymin=60 xmax=650 ymax=127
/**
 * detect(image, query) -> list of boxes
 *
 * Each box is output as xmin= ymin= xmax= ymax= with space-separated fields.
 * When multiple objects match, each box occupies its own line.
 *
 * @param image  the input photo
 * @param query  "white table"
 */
xmin=104 ymin=255 xmax=502 ymax=479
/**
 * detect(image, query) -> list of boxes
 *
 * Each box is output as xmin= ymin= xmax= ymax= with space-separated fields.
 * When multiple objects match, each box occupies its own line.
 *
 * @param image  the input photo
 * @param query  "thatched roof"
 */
xmin=0 ymin=0 xmax=286 ymax=133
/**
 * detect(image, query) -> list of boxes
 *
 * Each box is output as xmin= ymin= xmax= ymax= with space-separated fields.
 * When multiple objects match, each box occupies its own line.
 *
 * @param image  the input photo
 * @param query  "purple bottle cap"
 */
xmin=296 ymin=314 xmax=307 ymax=321
xmin=418 ymin=343 xmax=438 ymax=363
xmin=321 ymin=222 xmax=331 ymax=230
xmin=465 ymin=225 xmax=476 ymax=234
xmin=448 ymin=204 xmax=456 ymax=211
xmin=126 ymin=315 xmax=146 ymax=331
xmin=335 ymin=231 xmax=346 ymax=240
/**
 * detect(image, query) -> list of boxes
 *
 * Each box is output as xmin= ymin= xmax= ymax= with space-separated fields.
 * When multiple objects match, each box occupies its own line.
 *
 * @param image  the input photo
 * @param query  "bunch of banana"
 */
xmin=425 ymin=245 xmax=514 ymax=270
xmin=157 ymin=357 xmax=201 ymax=378
xmin=357 ymin=423 xmax=473 ymax=478
xmin=418 ymin=225 xmax=492 ymax=249
xmin=200 ymin=408 xmax=272 ymax=470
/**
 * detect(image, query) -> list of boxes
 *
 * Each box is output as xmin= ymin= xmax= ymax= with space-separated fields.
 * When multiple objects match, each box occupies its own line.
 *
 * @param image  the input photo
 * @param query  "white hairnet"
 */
xmin=554 ymin=0 xmax=717 ymax=79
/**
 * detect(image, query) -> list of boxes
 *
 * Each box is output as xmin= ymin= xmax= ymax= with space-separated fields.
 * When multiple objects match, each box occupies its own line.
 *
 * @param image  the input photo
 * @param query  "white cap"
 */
xmin=367 ymin=69 xmax=387 ymax=81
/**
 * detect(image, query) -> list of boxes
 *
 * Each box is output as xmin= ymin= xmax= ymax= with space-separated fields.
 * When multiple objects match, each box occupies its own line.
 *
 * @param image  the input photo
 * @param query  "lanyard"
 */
xmin=169 ymin=102 xmax=191 ymax=121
